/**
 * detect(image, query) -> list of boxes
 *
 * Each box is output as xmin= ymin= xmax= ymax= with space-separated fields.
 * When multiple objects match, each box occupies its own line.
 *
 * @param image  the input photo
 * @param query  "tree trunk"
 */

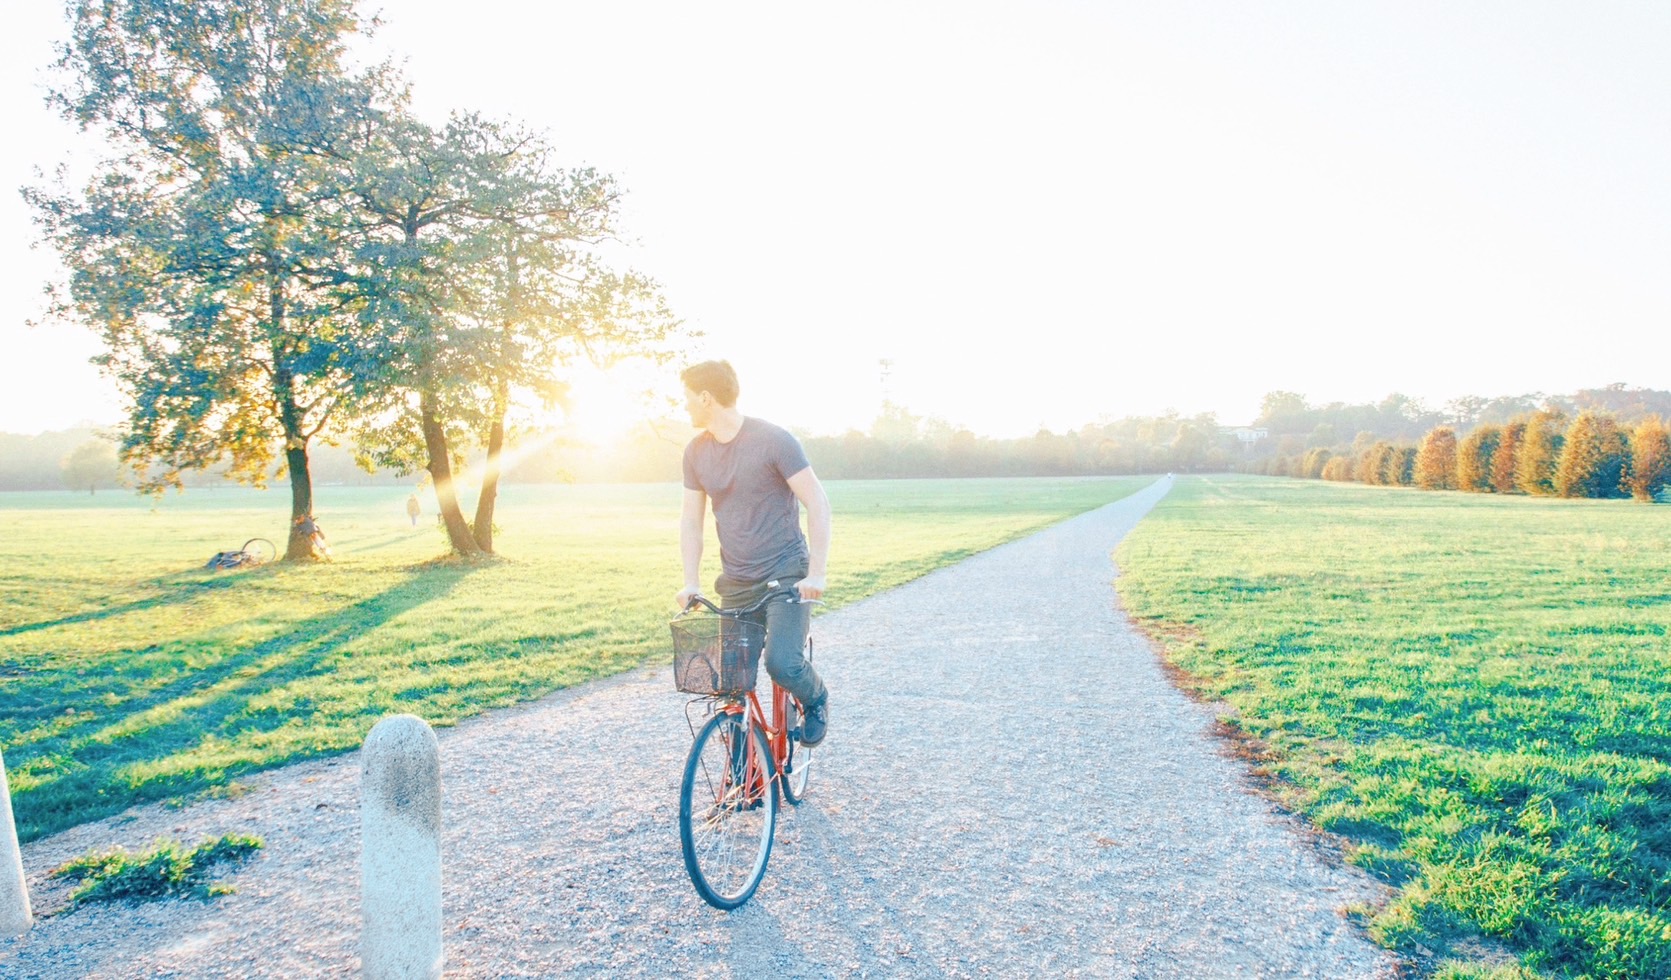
xmin=274 ymin=365 xmax=324 ymax=562
xmin=283 ymin=437 xmax=318 ymax=560
xmin=422 ymin=389 xmax=482 ymax=555
xmin=471 ymin=249 xmax=520 ymax=555
xmin=271 ymin=276 xmax=325 ymax=563
xmin=471 ymin=383 xmax=508 ymax=554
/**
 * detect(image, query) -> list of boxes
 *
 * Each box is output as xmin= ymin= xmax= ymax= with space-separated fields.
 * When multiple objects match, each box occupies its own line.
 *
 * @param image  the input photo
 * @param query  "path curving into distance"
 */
xmin=1 ymin=475 xmax=1399 ymax=977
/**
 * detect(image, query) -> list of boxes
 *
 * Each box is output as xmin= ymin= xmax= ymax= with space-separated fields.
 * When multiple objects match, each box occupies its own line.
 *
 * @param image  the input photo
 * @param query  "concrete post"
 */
xmin=0 ymin=748 xmax=32 ymax=937
xmin=360 ymin=715 xmax=441 ymax=979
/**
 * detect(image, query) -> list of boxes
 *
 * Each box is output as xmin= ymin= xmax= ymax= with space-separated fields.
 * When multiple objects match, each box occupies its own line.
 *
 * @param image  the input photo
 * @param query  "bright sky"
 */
xmin=4 ymin=1 xmax=1669 ymax=438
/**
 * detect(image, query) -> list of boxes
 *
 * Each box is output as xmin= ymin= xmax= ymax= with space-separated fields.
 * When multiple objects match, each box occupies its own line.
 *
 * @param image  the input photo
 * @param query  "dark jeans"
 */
xmin=719 ymin=575 xmax=826 ymax=709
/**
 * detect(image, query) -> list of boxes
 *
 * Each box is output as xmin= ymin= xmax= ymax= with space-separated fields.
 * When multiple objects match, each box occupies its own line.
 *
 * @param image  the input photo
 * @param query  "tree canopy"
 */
xmin=30 ymin=0 xmax=679 ymax=557
xmin=32 ymin=0 xmax=381 ymax=556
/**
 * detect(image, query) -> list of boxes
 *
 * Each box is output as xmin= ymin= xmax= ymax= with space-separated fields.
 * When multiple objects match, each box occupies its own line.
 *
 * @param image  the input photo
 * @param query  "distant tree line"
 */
xmin=802 ymin=407 xmax=1236 ymax=479
xmin=0 ymin=404 xmax=1234 ymax=493
xmin=490 ymin=402 xmax=1243 ymax=483
xmin=18 ymin=383 xmax=1668 ymax=497
xmin=1250 ymin=391 xmax=1671 ymax=503
xmin=0 ymin=428 xmax=413 ymax=493
xmin=27 ymin=0 xmax=677 ymax=558
xmin=0 ymin=429 xmax=115 ymax=493
xmin=3 ymin=403 xmax=1233 ymax=494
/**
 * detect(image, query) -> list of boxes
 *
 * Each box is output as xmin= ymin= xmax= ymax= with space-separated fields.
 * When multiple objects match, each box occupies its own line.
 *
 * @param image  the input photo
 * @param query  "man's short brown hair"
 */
xmin=681 ymin=360 xmax=739 ymax=407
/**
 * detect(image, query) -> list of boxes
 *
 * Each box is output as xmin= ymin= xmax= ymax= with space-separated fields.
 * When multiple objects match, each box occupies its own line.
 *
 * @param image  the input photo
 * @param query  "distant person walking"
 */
xmin=406 ymin=493 xmax=421 ymax=528
xmin=676 ymin=359 xmax=832 ymax=746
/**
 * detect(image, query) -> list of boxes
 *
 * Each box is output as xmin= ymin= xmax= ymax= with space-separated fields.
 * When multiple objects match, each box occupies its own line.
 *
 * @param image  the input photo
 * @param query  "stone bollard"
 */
xmin=361 ymin=715 xmax=442 ymax=979
xmin=0 ymin=748 xmax=32 ymax=937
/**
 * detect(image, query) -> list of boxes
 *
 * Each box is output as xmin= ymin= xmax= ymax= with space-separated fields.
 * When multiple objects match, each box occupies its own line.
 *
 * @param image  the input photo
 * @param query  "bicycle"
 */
xmin=670 ymin=585 xmax=819 ymax=910
xmin=204 ymin=537 xmax=276 ymax=570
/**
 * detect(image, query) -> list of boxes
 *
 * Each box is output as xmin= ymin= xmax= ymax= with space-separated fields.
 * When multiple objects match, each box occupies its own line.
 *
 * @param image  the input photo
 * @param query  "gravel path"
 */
xmin=1 ymin=476 xmax=1401 ymax=978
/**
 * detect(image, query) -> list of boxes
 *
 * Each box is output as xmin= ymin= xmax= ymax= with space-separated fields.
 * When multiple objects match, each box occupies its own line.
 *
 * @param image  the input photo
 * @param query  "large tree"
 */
xmin=345 ymin=113 xmax=677 ymax=555
xmin=458 ymin=229 xmax=675 ymax=553
xmin=31 ymin=0 xmax=382 ymax=559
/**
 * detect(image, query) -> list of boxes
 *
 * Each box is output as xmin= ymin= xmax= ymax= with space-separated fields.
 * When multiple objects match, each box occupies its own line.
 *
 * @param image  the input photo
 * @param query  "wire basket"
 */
xmin=671 ymin=614 xmax=766 ymax=695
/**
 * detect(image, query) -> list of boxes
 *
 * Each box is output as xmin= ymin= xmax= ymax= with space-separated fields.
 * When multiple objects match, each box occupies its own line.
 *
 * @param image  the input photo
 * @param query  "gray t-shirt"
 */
xmin=683 ymin=417 xmax=812 ymax=586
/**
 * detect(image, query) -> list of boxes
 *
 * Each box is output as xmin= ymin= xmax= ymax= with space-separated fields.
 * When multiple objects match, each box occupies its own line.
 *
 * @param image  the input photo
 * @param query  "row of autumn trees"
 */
xmin=27 ymin=0 xmax=677 ymax=558
xmin=1255 ymin=411 xmax=1671 ymax=502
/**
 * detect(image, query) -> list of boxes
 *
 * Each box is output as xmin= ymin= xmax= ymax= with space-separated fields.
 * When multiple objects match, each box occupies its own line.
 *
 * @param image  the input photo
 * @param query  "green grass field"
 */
xmin=1116 ymin=476 xmax=1671 ymax=980
xmin=0 ymin=476 xmax=1148 ymax=843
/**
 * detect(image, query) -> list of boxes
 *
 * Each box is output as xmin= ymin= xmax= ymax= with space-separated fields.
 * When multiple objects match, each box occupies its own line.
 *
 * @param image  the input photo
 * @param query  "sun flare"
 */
xmin=541 ymin=364 xmax=670 ymax=448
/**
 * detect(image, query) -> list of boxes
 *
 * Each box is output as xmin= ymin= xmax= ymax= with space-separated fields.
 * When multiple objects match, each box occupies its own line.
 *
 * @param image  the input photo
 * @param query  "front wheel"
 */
xmin=680 ymin=711 xmax=777 ymax=909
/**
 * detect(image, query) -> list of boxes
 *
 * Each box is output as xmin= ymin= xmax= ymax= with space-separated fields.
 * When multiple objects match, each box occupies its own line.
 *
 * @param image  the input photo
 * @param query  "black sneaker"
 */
xmin=799 ymin=697 xmax=828 ymax=747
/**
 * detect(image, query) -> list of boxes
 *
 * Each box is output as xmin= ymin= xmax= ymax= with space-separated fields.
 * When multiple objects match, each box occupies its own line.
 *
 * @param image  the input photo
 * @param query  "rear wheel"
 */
xmin=680 ymin=711 xmax=777 ymax=909
xmin=240 ymin=538 xmax=276 ymax=565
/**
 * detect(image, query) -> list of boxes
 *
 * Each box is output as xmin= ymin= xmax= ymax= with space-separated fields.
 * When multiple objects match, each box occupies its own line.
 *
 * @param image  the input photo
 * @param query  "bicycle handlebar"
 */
xmin=680 ymin=585 xmax=820 ymax=617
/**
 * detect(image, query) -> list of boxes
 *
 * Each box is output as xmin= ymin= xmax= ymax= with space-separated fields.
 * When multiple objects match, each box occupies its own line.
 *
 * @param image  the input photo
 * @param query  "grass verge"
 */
xmin=1115 ymin=476 xmax=1671 ymax=979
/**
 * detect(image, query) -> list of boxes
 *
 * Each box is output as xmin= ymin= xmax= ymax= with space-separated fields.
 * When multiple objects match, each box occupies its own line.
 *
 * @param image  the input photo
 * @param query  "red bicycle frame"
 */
xmin=717 ymin=680 xmax=795 ymax=799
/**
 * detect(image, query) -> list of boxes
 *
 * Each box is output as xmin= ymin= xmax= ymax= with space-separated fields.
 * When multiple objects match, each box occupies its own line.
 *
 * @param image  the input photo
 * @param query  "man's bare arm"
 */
xmin=786 ymin=466 xmax=831 ymax=600
xmin=677 ymin=488 xmax=707 ymax=608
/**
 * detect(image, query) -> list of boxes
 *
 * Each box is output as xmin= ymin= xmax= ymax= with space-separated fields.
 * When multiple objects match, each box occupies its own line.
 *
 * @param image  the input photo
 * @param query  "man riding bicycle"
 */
xmin=675 ymin=359 xmax=831 ymax=746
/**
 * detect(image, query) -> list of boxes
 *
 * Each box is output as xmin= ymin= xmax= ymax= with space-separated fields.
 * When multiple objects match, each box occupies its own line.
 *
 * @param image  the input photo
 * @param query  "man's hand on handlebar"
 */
xmin=674 ymin=581 xmax=824 ymax=615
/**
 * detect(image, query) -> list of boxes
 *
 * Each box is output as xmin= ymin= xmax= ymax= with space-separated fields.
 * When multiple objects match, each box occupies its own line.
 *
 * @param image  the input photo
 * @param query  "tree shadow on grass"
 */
xmin=5 ymin=564 xmax=478 ymax=843
xmin=0 ymin=572 xmax=246 ymax=639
